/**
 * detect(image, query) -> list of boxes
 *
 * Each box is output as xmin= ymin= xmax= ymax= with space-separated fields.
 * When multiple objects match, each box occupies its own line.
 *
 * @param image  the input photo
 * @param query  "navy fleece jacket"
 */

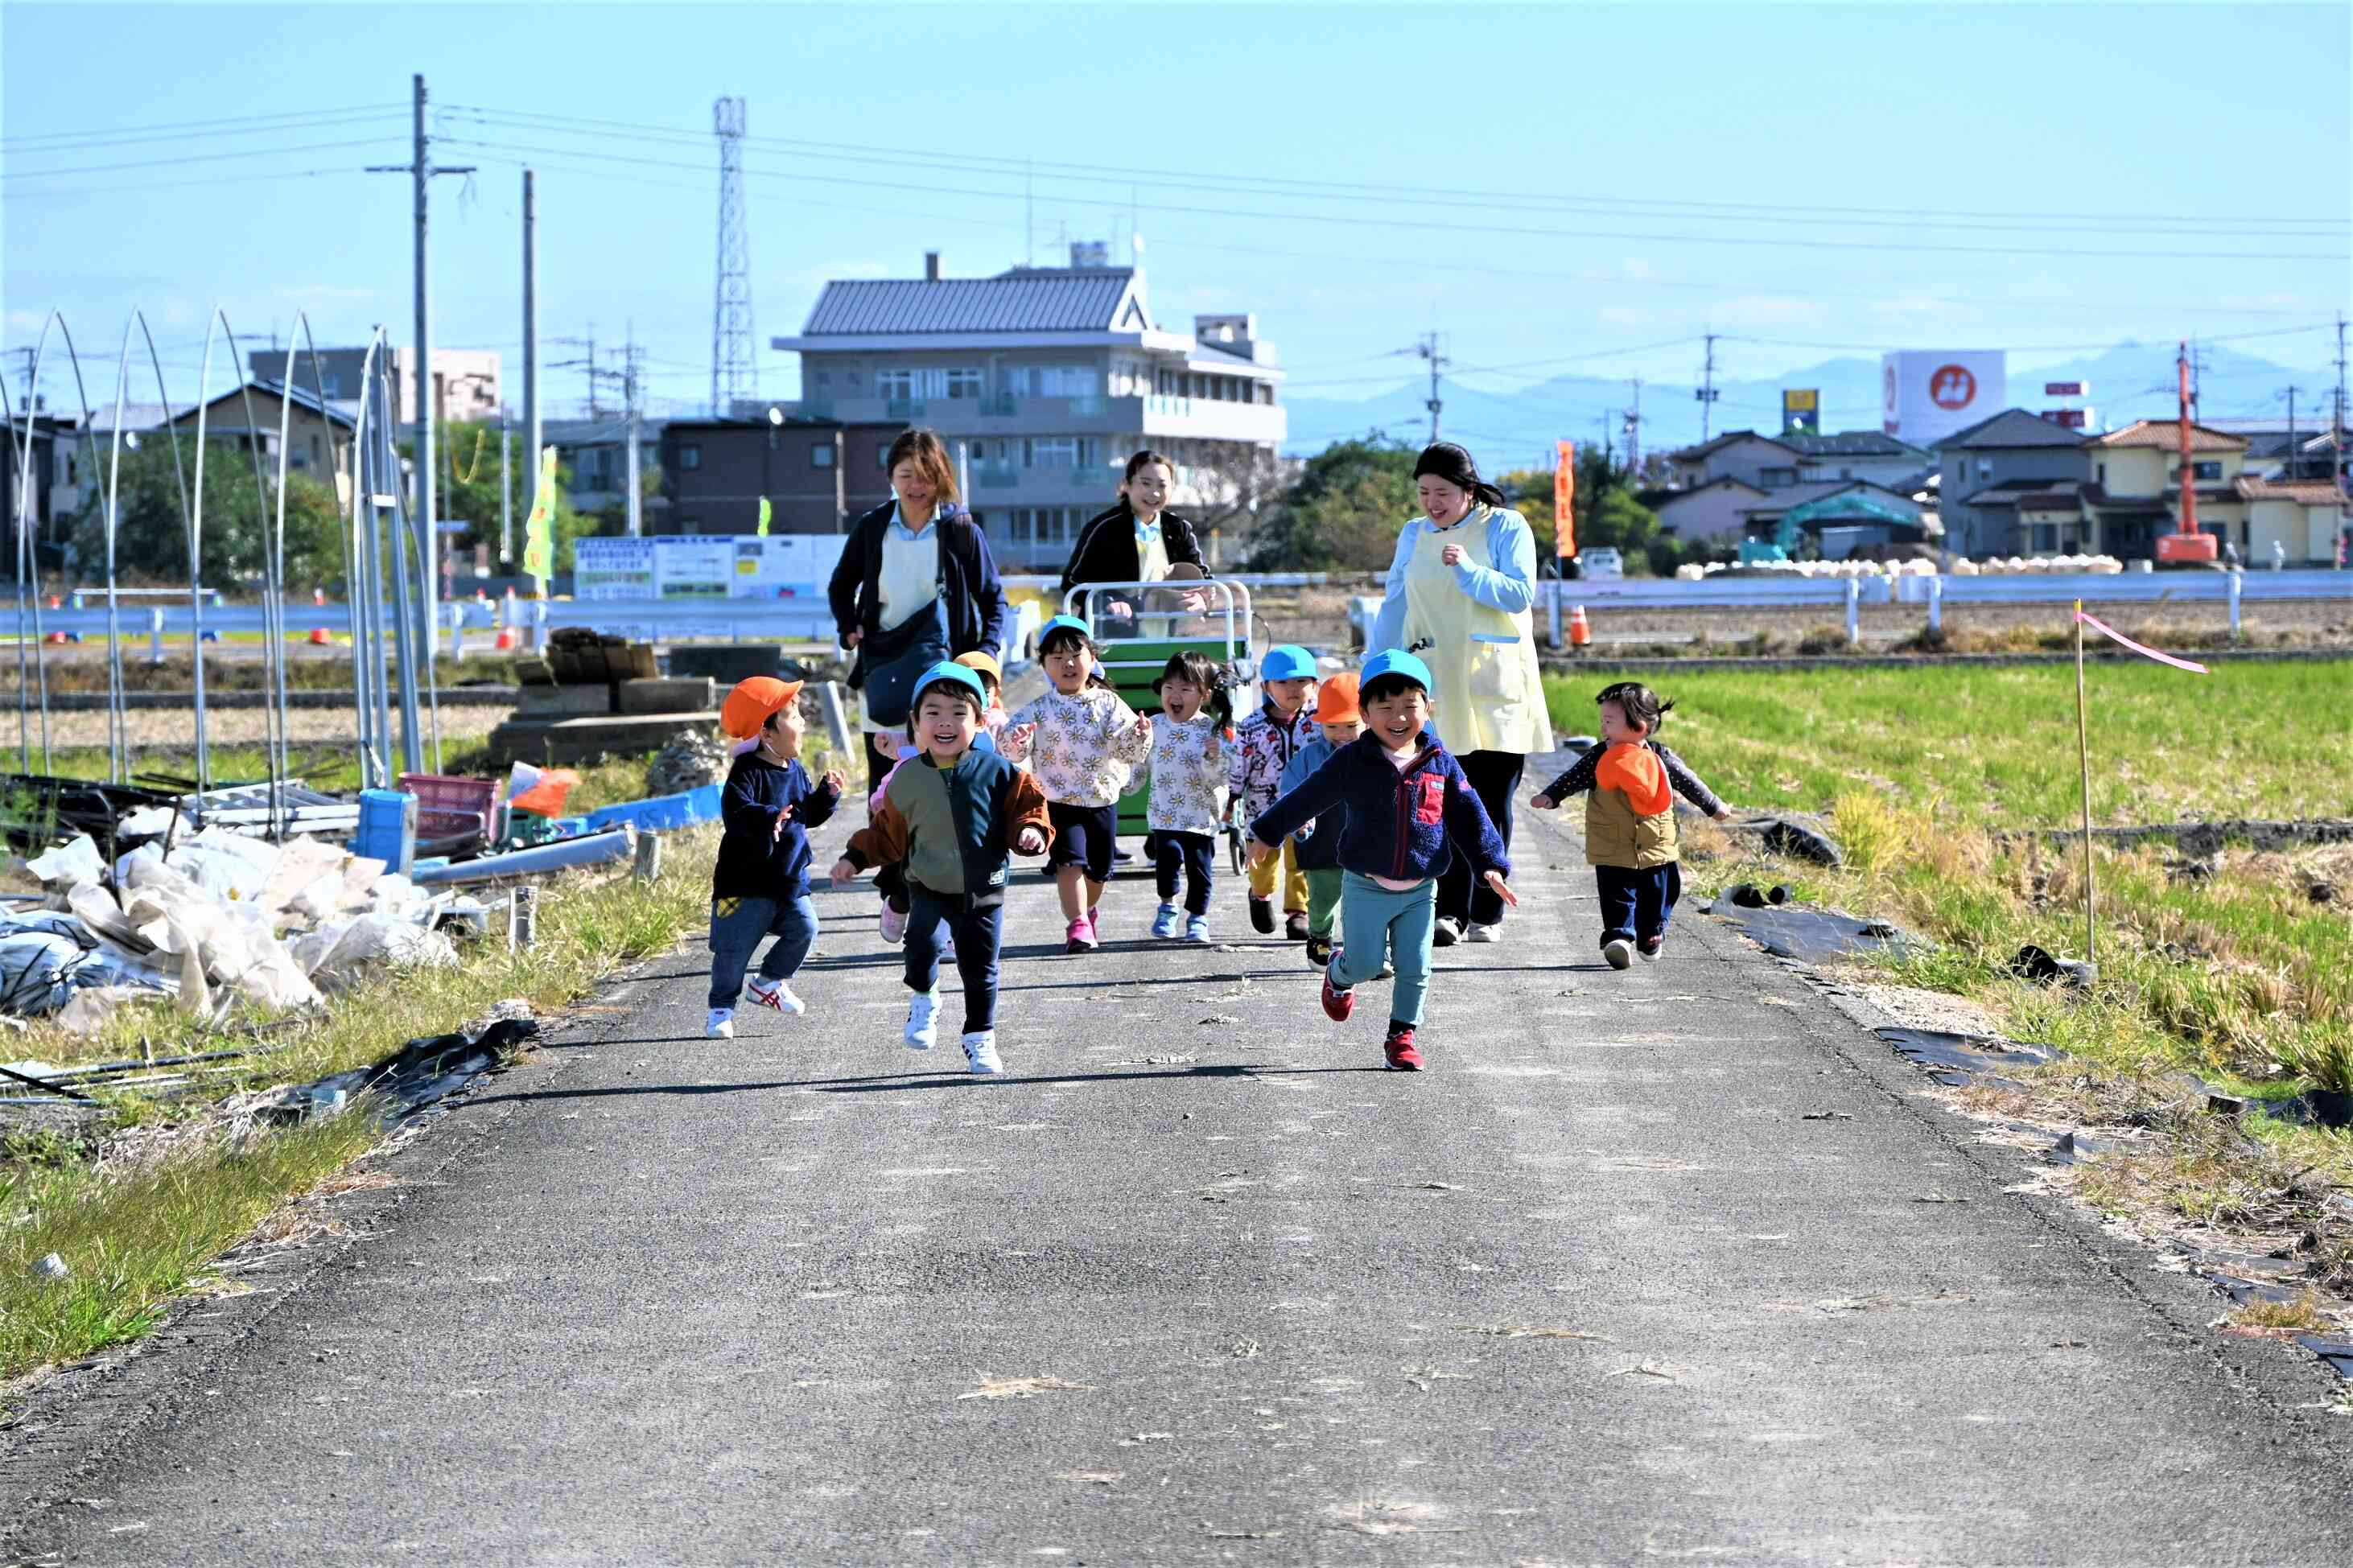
xmin=714 ymin=752 xmax=840 ymax=900
xmin=1251 ymin=735 xmax=1508 ymax=886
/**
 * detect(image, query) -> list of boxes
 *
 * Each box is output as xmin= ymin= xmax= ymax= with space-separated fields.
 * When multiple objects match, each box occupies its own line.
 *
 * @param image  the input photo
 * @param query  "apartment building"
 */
xmin=771 ymin=248 xmax=1286 ymax=570
xmin=247 ymin=345 xmax=501 ymax=426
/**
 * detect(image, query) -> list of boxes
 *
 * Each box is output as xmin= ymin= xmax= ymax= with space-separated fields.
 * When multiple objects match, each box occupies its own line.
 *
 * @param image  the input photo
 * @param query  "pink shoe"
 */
xmin=1066 ymin=914 xmax=1098 ymax=954
xmin=880 ymin=903 xmax=907 ymax=945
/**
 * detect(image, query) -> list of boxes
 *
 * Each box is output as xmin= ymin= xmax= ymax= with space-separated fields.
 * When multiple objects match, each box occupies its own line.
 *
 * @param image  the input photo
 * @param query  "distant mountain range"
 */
xmin=1280 ymin=340 xmax=2341 ymax=474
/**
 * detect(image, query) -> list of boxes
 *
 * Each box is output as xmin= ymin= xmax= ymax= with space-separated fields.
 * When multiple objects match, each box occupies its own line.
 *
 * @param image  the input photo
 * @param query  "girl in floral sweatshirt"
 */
xmin=1138 ymin=650 xmax=1232 ymax=943
xmin=1002 ymin=615 xmax=1153 ymax=953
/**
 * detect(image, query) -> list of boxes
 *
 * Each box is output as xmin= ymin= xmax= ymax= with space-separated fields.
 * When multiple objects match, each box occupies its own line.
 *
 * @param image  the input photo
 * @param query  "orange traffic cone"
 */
xmin=307 ymin=627 xmax=333 ymax=646
xmin=45 ymin=595 xmax=61 ymax=610
xmin=1568 ymin=605 xmax=1592 ymax=648
xmin=313 ymin=587 xmax=326 ymax=607
xmin=494 ymin=627 xmax=518 ymax=650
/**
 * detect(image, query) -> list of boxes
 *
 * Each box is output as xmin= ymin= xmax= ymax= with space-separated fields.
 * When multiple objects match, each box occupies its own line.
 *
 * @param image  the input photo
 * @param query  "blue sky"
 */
xmin=5 ymin=1 xmax=2347 ymax=440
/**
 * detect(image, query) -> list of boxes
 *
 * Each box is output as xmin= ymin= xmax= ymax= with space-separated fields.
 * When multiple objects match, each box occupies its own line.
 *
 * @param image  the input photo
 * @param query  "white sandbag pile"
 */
xmin=5 ymin=826 xmax=471 ymax=1033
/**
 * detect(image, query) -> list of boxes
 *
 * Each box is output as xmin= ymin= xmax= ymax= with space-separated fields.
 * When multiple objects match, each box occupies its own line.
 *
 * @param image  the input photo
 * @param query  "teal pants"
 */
xmin=1333 ymin=872 xmax=1437 ymax=1026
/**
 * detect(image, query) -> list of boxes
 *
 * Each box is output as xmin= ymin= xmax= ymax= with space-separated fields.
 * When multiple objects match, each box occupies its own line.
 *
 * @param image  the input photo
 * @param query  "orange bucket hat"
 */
xmin=719 ymin=676 xmax=804 ymax=739
xmin=1312 ymin=671 xmax=1361 ymax=726
xmin=953 ymin=649 xmax=1002 ymax=684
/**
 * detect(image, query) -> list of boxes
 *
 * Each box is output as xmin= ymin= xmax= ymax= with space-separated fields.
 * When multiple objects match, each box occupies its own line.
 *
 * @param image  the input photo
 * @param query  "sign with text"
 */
xmin=1881 ymin=349 xmax=2007 ymax=446
xmin=1781 ymin=388 xmax=1820 ymax=434
xmin=573 ymin=537 xmax=656 ymax=601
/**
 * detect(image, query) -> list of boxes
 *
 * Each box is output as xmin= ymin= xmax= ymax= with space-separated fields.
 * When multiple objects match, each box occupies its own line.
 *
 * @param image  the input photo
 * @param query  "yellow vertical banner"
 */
xmin=756 ymin=496 xmax=772 ymax=537
xmin=521 ymin=443 xmax=557 ymax=594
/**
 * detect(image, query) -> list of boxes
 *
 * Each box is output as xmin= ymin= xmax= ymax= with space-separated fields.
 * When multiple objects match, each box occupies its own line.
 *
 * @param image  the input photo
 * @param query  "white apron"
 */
xmin=1399 ymin=508 xmax=1550 ymax=756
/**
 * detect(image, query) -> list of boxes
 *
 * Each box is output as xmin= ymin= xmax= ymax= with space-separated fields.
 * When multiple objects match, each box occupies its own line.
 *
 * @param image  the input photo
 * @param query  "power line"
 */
xmin=0 ymin=102 xmax=410 ymax=149
xmin=440 ymin=104 xmax=2352 ymax=235
xmin=0 ymin=136 xmax=401 ymax=181
xmin=0 ymin=108 xmax=406 ymax=156
xmin=436 ymin=134 xmax=2347 ymax=264
xmin=0 ymin=165 xmax=361 ymax=200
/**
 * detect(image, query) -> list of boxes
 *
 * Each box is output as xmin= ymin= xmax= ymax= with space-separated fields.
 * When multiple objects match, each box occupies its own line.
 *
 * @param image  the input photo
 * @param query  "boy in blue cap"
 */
xmin=833 ymin=662 xmax=1053 ymax=1076
xmin=1249 ymin=650 xmax=1515 ymax=1071
xmin=1226 ymin=643 xmax=1321 ymax=939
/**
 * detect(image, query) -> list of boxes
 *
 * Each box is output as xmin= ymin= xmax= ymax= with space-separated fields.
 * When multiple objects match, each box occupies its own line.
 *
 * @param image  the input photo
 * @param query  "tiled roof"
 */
xmin=2084 ymin=419 xmax=2246 ymax=451
xmin=1963 ymin=479 xmax=2084 ymax=507
xmin=1670 ymin=430 xmax=1801 ymax=463
xmin=1782 ymin=430 xmax=1928 ymax=459
xmin=1935 ymin=408 xmax=2088 ymax=451
xmin=2234 ymin=477 xmax=2344 ymax=504
xmin=802 ymin=267 xmax=1141 ymax=335
xmin=1735 ymin=478 xmax=1920 ymax=516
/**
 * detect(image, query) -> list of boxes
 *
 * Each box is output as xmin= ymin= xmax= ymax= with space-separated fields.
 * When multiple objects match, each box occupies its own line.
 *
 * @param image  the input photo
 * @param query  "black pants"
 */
xmin=1149 ymin=830 xmax=1214 ymax=916
xmin=905 ymin=887 xmax=1004 ymax=1032
xmin=1437 ymin=749 xmax=1523 ymax=928
xmin=1594 ymin=862 xmax=1682 ymax=945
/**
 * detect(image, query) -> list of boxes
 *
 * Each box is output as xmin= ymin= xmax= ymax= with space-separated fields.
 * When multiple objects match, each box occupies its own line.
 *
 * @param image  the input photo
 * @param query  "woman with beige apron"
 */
xmin=1367 ymin=442 xmax=1549 ymax=945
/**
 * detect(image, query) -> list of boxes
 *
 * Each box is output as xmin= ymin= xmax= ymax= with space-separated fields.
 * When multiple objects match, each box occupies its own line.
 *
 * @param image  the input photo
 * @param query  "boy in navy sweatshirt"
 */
xmin=1248 ymin=650 xmax=1515 ymax=1071
xmin=708 ymin=677 xmax=848 ymax=1039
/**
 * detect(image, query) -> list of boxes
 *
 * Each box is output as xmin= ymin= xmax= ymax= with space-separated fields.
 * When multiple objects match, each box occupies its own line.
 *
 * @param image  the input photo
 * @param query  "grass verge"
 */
xmin=0 ymin=825 xmax=721 ymax=1385
xmin=1543 ymin=660 xmax=2353 ymax=1321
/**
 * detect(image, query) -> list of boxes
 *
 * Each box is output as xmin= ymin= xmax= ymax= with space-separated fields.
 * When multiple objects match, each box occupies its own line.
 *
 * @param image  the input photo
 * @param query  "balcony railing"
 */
xmin=975 ymin=462 xmax=1020 ymax=488
xmin=979 ymin=393 xmax=1017 ymax=416
xmin=884 ymin=397 xmax=927 ymax=420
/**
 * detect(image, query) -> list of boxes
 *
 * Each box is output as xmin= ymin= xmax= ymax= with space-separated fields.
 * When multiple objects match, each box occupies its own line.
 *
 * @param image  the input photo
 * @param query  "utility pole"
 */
xmin=2334 ymin=314 xmax=2349 ymax=564
xmin=366 ymin=74 xmax=472 ymax=632
xmin=1416 ymin=331 xmax=1447 ymax=443
xmin=1693 ymin=333 xmax=1720 ymax=442
xmin=1622 ymin=377 xmax=1644 ymax=476
xmin=550 ymin=335 xmax=600 ymax=417
xmin=497 ymin=403 xmax=512 ymax=567
xmin=2285 ymin=387 xmax=2298 ymax=481
xmin=623 ymin=330 xmax=645 ymax=538
xmin=521 ymin=167 xmax=538 ymax=572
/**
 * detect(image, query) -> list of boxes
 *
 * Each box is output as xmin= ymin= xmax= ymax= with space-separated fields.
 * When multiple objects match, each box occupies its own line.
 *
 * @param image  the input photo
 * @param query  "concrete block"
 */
xmin=515 ymin=683 xmax=613 ymax=718
xmin=617 ymin=677 xmax=715 ymax=715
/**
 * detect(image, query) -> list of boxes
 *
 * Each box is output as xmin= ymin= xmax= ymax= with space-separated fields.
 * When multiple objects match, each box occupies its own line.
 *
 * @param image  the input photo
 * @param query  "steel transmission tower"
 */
xmin=711 ymin=96 xmax=753 ymax=416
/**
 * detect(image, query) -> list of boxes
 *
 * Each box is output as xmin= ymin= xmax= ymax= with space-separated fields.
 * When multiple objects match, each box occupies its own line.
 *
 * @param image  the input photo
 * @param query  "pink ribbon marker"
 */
xmin=2075 ymin=609 xmax=2210 ymax=674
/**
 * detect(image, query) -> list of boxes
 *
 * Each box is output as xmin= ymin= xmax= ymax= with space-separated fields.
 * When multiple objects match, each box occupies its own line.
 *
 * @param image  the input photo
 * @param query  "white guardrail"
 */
xmin=11 ymin=570 xmax=2345 ymax=648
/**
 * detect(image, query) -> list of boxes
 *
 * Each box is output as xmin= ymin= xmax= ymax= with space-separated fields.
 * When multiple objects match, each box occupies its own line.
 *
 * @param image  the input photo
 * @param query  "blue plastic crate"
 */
xmin=353 ymin=788 xmax=418 ymax=875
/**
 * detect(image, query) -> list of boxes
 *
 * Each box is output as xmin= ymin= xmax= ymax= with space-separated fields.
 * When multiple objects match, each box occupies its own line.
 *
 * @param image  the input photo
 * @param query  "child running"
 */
xmin=1249 ymin=651 xmax=1515 ymax=1071
xmin=1529 ymin=680 xmax=1731 ymax=969
xmin=1000 ymin=615 xmax=1153 ymax=954
xmin=1277 ymin=670 xmax=1361 ymax=969
xmin=707 ymin=677 xmax=847 ymax=1039
xmin=1226 ymin=643 xmax=1321 ymax=940
xmin=831 ymin=662 xmax=1052 ymax=1075
xmin=872 ymin=649 xmax=1008 ymax=946
xmin=1140 ymin=650 xmax=1231 ymax=942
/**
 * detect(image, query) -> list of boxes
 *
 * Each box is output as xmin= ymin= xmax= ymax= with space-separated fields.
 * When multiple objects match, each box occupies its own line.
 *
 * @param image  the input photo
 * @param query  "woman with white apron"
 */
xmin=1367 ymin=442 xmax=1549 ymax=946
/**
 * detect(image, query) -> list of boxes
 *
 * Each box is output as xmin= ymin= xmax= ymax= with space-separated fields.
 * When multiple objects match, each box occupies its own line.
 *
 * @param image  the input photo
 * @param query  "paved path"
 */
xmin=10 ymin=751 xmax=2353 ymax=1566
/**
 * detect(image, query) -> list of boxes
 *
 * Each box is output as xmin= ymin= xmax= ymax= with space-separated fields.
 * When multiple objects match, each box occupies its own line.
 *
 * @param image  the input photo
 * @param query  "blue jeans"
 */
xmin=1594 ymin=862 xmax=1681 ymax=946
xmin=708 ymin=893 xmax=818 ymax=1008
xmin=906 ymin=887 xmax=1003 ymax=1033
xmin=1332 ymin=872 xmax=1438 ymax=1027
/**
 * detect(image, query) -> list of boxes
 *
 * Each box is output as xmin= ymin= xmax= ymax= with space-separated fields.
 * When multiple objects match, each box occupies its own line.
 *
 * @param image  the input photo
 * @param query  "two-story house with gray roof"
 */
xmin=770 ymin=249 xmax=1285 ymax=570
xmin=1935 ymin=408 xmax=2093 ymax=558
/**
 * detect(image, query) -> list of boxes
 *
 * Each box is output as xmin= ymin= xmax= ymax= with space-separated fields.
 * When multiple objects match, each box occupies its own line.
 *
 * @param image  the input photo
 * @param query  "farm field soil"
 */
xmin=2 ymin=702 xmax=512 ymax=754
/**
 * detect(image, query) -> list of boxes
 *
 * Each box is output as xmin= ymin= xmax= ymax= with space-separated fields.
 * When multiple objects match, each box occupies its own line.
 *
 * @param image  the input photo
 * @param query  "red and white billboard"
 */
xmin=1881 ymin=350 xmax=2008 ymax=445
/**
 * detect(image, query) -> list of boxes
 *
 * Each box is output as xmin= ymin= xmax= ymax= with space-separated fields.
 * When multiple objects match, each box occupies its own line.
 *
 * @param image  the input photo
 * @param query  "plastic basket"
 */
xmin=397 ymin=772 xmax=497 ymax=841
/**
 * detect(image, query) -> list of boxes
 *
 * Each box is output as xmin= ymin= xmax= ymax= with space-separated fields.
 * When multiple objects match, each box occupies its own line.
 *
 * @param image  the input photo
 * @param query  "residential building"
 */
xmin=0 ymin=414 xmax=69 ymax=556
xmin=2075 ymin=422 xmax=2339 ymax=563
xmin=545 ymin=417 xmax=668 ymax=525
xmin=1935 ymin=408 xmax=2093 ymax=557
xmin=1663 ymin=430 xmax=1805 ymax=492
xmin=1638 ymin=475 xmax=1768 ymax=549
xmin=1779 ymin=430 xmax=1932 ymax=490
xmin=769 ymin=247 xmax=1286 ymax=570
xmin=163 ymin=379 xmax=355 ymax=479
xmin=247 ymin=345 xmax=501 ymax=426
xmin=657 ymin=415 xmax=902 ymax=535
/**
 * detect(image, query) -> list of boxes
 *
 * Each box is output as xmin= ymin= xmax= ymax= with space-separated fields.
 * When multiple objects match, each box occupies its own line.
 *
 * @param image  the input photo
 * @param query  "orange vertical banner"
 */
xmin=1553 ymin=439 xmax=1576 ymax=559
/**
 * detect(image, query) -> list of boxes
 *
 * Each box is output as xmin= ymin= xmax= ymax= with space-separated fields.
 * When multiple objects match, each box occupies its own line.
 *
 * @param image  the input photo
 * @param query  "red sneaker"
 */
xmin=1320 ymin=960 xmax=1355 ymax=1023
xmin=1383 ymin=1024 xmax=1422 ymax=1072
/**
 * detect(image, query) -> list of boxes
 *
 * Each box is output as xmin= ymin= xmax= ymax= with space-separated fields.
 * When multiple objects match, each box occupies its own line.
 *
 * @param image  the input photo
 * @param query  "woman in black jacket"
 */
xmin=1059 ymin=449 xmax=1205 ymax=633
xmin=827 ymin=429 xmax=1010 ymax=791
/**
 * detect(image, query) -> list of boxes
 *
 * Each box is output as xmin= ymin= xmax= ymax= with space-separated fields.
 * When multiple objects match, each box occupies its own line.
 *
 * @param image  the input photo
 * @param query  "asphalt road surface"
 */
xmin=10 ymin=753 xmax=2353 ymax=1566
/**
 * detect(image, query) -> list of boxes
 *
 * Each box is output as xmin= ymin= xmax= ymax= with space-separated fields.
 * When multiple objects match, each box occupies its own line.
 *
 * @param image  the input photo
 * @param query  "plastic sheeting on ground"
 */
xmin=263 ymin=1014 xmax=538 ymax=1129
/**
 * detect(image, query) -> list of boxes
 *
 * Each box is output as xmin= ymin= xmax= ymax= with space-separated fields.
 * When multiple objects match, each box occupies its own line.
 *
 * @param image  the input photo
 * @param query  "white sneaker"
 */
xmin=1602 ymin=937 xmax=1634 ymax=970
xmin=905 ymin=989 xmax=940 ymax=1051
xmin=1465 ymin=921 xmax=1502 ymax=945
xmin=705 ymin=1008 xmax=735 ymax=1039
xmin=745 ymin=977 xmax=806 ymax=1014
xmin=962 ymin=1030 xmax=1005 ymax=1076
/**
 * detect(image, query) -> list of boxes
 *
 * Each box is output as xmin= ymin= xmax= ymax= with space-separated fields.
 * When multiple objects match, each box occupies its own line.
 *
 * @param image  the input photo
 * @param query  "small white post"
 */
xmin=447 ymin=602 xmax=465 ymax=659
xmin=1926 ymin=574 xmax=1943 ymax=637
xmin=148 ymin=607 xmax=166 ymax=667
xmin=1844 ymin=576 xmax=1861 ymax=646
xmin=2226 ymin=567 xmax=2243 ymax=640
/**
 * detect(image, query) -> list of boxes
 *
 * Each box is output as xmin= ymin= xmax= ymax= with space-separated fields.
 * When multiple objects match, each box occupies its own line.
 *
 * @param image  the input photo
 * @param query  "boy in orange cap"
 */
xmin=1277 ymin=669 xmax=1364 ymax=969
xmin=707 ymin=677 xmax=847 ymax=1037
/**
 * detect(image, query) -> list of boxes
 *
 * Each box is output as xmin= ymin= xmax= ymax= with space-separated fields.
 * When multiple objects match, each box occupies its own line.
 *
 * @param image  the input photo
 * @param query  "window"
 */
xmin=678 ymin=444 xmax=701 ymax=471
xmin=1012 ymin=365 xmax=1099 ymax=398
xmin=878 ymin=446 xmax=892 ymax=470
xmin=876 ymin=369 xmax=914 ymax=400
xmin=2095 ymin=462 xmax=2104 ymax=484
xmin=1976 ymin=459 xmax=1992 ymax=481
xmin=814 ymin=369 xmax=831 ymax=387
xmin=1027 ymin=436 xmax=1079 ymax=468
xmin=2033 ymin=525 xmax=2057 ymax=552
xmin=944 ymin=368 xmax=983 ymax=399
xmin=2192 ymin=460 xmax=2222 ymax=482
xmin=811 ymin=442 xmax=834 ymax=468
xmin=1760 ymin=467 xmax=1795 ymax=488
